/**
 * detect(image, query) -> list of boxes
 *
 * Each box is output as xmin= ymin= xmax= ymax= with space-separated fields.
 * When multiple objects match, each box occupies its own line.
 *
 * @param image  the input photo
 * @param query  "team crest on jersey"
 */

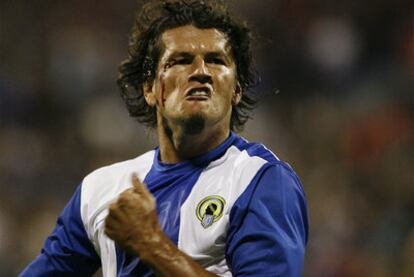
xmin=196 ymin=195 xmax=226 ymax=228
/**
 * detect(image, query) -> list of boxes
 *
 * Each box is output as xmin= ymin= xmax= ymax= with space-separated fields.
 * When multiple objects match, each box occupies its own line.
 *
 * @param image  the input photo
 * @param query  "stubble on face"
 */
xmin=161 ymin=112 xmax=206 ymax=141
xmin=179 ymin=113 xmax=206 ymax=135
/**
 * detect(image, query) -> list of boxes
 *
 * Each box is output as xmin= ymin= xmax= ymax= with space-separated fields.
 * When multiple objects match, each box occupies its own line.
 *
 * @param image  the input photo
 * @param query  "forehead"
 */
xmin=160 ymin=25 xmax=231 ymax=56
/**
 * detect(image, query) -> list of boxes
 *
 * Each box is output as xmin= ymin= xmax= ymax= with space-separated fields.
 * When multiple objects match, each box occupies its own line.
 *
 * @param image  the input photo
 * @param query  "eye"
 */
xmin=164 ymin=57 xmax=191 ymax=70
xmin=206 ymin=57 xmax=226 ymax=65
xmin=172 ymin=57 xmax=192 ymax=65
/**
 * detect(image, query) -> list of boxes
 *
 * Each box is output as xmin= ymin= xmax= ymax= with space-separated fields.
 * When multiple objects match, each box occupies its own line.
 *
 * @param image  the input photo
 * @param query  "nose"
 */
xmin=188 ymin=57 xmax=213 ymax=84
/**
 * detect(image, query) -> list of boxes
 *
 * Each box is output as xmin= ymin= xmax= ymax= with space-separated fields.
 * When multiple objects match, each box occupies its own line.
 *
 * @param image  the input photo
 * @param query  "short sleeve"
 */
xmin=226 ymin=163 xmax=309 ymax=277
xmin=20 ymin=185 xmax=101 ymax=276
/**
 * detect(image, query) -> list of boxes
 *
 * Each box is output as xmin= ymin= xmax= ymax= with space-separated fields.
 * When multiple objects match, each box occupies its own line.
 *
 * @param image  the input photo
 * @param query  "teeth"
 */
xmin=189 ymin=90 xmax=208 ymax=96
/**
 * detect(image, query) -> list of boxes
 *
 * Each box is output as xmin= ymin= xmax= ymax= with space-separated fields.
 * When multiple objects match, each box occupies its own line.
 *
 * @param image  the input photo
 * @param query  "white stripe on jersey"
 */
xmin=178 ymin=146 xmax=267 ymax=276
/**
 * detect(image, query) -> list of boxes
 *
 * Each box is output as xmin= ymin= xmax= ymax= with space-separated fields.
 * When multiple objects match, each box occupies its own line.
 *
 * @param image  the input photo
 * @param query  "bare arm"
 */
xmin=104 ymin=175 xmax=217 ymax=277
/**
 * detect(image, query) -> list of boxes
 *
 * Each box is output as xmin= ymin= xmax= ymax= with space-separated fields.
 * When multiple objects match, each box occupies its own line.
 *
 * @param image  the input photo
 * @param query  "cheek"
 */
xmin=158 ymin=69 xmax=187 ymax=96
xmin=156 ymin=71 xmax=186 ymax=110
xmin=214 ymin=68 xmax=237 ymax=97
xmin=217 ymin=67 xmax=234 ymax=80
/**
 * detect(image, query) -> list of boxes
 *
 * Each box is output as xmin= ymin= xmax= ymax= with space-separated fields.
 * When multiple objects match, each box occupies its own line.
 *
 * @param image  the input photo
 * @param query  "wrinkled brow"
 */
xmin=165 ymin=50 xmax=232 ymax=61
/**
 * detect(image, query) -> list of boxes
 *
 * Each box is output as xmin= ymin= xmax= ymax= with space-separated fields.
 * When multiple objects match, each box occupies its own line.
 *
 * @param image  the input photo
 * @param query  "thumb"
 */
xmin=131 ymin=173 xmax=147 ymax=194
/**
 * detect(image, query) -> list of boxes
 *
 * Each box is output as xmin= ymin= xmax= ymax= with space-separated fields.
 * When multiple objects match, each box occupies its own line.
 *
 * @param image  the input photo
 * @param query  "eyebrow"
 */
xmin=166 ymin=51 xmax=231 ymax=62
xmin=205 ymin=52 xmax=229 ymax=59
xmin=166 ymin=52 xmax=193 ymax=60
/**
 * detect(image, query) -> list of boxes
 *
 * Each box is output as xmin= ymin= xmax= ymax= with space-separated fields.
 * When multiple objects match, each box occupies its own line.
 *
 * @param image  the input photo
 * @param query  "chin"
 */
xmin=181 ymin=114 xmax=206 ymax=135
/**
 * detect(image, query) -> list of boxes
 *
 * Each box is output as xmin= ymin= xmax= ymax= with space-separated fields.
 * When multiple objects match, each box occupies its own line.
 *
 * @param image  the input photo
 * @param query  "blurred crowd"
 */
xmin=0 ymin=0 xmax=413 ymax=276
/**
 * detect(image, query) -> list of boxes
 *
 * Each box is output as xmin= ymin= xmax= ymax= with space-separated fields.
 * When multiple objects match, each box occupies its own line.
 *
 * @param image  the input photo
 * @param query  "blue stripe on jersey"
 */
xmin=226 ymin=163 xmax=308 ymax=277
xmin=20 ymin=185 xmax=100 ymax=276
xmin=115 ymin=132 xmax=239 ymax=276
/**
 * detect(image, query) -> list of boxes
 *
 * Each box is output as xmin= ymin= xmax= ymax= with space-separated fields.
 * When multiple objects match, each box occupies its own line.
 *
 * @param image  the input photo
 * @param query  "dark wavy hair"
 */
xmin=118 ymin=0 xmax=257 ymax=131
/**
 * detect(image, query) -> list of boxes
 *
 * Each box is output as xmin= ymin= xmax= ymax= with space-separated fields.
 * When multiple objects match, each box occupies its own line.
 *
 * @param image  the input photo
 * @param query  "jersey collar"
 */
xmin=153 ymin=132 xmax=238 ymax=172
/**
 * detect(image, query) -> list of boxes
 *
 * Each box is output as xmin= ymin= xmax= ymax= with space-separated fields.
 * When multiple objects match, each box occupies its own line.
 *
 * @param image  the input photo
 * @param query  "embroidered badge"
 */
xmin=196 ymin=195 xmax=226 ymax=228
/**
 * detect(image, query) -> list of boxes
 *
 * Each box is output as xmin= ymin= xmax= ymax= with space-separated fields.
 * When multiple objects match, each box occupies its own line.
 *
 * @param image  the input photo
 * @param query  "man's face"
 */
xmin=145 ymin=25 xmax=240 ymax=133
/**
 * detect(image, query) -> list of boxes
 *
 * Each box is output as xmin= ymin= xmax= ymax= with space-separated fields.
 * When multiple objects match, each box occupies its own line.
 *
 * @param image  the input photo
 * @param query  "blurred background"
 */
xmin=0 ymin=0 xmax=413 ymax=276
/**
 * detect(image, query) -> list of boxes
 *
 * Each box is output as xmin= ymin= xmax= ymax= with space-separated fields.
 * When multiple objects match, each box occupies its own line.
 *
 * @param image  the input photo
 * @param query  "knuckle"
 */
xmin=119 ymin=189 xmax=134 ymax=200
xmin=108 ymin=203 xmax=118 ymax=213
xmin=104 ymin=219 xmax=112 ymax=230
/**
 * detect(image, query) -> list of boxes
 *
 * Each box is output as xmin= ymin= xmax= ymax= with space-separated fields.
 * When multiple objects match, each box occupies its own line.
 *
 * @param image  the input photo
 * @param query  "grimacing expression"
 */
xmin=144 ymin=25 xmax=241 ymax=130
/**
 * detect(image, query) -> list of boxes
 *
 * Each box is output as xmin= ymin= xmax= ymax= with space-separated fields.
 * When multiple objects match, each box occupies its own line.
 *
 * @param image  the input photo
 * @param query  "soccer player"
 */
xmin=21 ymin=0 xmax=308 ymax=276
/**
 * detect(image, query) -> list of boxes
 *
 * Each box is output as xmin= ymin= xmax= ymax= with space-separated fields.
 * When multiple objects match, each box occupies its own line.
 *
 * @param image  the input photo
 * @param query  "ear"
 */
xmin=143 ymin=82 xmax=157 ymax=107
xmin=232 ymin=82 xmax=242 ymax=105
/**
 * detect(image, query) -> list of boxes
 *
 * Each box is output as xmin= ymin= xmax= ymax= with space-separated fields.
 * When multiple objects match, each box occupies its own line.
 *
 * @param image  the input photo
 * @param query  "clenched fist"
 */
xmin=104 ymin=174 xmax=163 ymax=258
xmin=104 ymin=174 xmax=217 ymax=276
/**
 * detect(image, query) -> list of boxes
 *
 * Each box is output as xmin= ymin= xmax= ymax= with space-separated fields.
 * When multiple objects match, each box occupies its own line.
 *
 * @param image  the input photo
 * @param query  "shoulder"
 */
xmin=84 ymin=150 xmax=155 ymax=182
xmin=229 ymin=158 xmax=306 ymax=216
xmin=82 ymin=150 xmax=155 ymax=199
xmin=232 ymin=136 xmax=304 ymax=185
xmin=228 ymin=136 xmax=286 ymax=173
xmin=206 ymin=136 xmax=302 ymax=208
xmin=205 ymin=136 xmax=298 ymax=192
xmin=232 ymin=136 xmax=305 ymax=207
xmin=251 ymin=162 xmax=306 ymax=207
xmin=229 ymin=136 xmax=307 ymax=229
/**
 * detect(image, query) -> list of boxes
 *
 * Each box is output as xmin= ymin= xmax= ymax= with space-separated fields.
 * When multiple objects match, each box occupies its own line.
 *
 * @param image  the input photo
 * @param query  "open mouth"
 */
xmin=185 ymin=87 xmax=211 ymax=101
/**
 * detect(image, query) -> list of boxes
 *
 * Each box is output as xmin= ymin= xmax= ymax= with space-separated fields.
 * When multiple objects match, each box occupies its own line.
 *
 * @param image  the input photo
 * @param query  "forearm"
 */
xmin=135 ymin=231 xmax=217 ymax=277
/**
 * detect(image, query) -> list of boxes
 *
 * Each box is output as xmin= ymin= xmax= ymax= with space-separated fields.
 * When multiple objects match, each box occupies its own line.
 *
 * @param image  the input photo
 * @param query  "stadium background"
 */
xmin=0 ymin=0 xmax=413 ymax=276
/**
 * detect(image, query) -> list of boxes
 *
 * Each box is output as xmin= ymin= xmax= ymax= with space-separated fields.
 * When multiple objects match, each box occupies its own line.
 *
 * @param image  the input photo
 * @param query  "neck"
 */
xmin=156 ymin=115 xmax=230 ymax=164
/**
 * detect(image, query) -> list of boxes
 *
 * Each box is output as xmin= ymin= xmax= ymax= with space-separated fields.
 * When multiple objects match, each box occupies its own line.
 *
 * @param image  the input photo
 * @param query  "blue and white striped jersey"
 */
xmin=21 ymin=132 xmax=308 ymax=277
